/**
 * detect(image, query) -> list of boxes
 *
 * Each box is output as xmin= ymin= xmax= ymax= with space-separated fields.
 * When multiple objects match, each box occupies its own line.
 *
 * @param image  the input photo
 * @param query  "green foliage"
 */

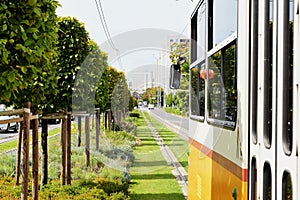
xmin=73 ymin=40 xmax=108 ymax=112
xmin=0 ymin=154 xmax=15 ymax=178
xmin=141 ymin=87 xmax=164 ymax=105
xmin=54 ymin=17 xmax=90 ymax=111
xmin=169 ymin=42 xmax=190 ymax=74
xmin=94 ymin=177 xmax=129 ymax=195
xmin=0 ymin=0 xmax=59 ymax=110
xmin=129 ymin=112 xmax=140 ymax=118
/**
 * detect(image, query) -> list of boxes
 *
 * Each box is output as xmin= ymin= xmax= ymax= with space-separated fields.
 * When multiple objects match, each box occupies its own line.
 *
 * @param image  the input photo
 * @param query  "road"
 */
xmin=147 ymin=108 xmax=189 ymax=141
xmin=0 ymin=123 xmax=61 ymax=145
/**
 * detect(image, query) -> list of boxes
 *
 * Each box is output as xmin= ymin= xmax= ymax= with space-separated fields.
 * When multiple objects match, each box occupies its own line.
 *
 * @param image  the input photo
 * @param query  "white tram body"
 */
xmin=188 ymin=0 xmax=299 ymax=199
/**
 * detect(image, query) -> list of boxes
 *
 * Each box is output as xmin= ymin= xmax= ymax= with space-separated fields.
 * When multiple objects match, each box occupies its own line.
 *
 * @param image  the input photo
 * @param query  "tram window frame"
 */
xmin=207 ymin=40 xmax=237 ymax=129
xmin=282 ymin=0 xmax=294 ymax=156
xmin=250 ymin=0 xmax=259 ymax=144
xmin=208 ymin=0 xmax=237 ymax=50
xmin=263 ymin=162 xmax=272 ymax=200
xmin=282 ymin=171 xmax=293 ymax=200
xmin=190 ymin=62 xmax=205 ymax=121
xmin=263 ymin=0 xmax=273 ymax=149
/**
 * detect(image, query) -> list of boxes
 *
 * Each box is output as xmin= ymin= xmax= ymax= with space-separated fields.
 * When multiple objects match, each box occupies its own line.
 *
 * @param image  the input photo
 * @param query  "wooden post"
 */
xmin=96 ymin=110 xmax=100 ymax=150
xmin=108 ymin=110 xmax=111 ymax=131
xmin=85 ymin=115 xmax=90 ymax=167
xmin=66 ymin=113 xmax=72 ymax=185
xmin=15 ymin=122 xmax=23 ymax=186
xmin=77 ymin=116 xmax=81 ymax=147
xmin=21 ymin=102 xmax=30 ymax=200
xmin=61 ymin=112 xmax=67 ymax=185
xmin=32 ymin=112 xmax=39 ymax=200
xmin=104 ymin=112 xmax=107 ymax=131
xmin=41 ymin=119 xmax=48 ymax=186
xmin=92 ymin=113 xmax=95 ymax=129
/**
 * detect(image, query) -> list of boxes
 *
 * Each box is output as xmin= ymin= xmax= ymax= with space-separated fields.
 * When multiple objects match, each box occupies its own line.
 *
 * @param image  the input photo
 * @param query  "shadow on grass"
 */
xmin=131 ymin=173 xmax=175 ymax=180
xmin=132 ymin=160 xmax=167 ymax=167
xmin=130 ymin=193 xmax=185 ymax=200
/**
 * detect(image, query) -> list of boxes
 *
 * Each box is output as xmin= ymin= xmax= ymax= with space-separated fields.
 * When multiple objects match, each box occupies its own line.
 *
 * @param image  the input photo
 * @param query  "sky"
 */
xmin=56 ymin=0 xmax=192 ymax=91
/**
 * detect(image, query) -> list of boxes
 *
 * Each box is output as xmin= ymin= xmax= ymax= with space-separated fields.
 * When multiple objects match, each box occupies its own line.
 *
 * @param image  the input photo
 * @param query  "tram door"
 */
xmin=249 ymin=0 xmax=297 ymax=199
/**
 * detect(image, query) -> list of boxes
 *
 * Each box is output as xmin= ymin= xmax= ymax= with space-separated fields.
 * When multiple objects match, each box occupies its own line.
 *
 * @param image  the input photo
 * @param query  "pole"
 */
xmin=21 ymin=102 xmax=30 ymax=200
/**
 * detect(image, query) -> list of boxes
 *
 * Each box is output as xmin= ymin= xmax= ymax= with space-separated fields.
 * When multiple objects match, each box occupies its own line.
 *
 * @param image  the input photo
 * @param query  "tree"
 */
xmin=0 ymin=0 xmax=59 ymax=109
xmin=41 ymin=16 xmax=91 ymax=186
xmin=72 ymin=40 xmax=108 ymax=112
xmin=53 ymin=16 xmax=91 ymax=111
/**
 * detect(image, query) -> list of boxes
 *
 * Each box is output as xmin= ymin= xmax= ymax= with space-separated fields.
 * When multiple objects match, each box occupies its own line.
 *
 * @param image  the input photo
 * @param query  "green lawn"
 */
xmin=0 ymin=126 xmax=61 ymax=153
xmin=144 ymin=112 xmax=189 ymax=172
xmin=129 ymin=114 xmax=185 ymax=200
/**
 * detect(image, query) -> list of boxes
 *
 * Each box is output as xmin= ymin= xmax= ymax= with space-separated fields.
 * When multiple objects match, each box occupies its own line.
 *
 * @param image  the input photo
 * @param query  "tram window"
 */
xmin=191 ymin=63 xmax=205 ymax=118
xmin=282 ymin=171 xmax=293 ymax=200
xmin=282 ymin=0 xmax=294 ymax=155
xmin=208 ymin=42 xmax=237 ymax=125
xmin=251 ymin=157 xmax=257 ymax=200
xmin=263 ymin=162 xmax=272 ymax=200
xmin=197 ymin=2 xmax=206 ymax=61
xmin=208 ymin=0 xmax=237 ymax=49
xmin=250 ymin=0 xmax=259 ymax=144
xmin=263 ymin=0 xmax=273 ymax=148
xmin=191 ymin=11 xmax=197 ymax=63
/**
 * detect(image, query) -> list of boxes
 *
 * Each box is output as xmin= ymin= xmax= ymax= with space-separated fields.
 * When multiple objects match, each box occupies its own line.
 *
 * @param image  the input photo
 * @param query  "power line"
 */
xmin=94 ymin=0 xmax=117 ymax=51
xmin=94 ymin=0 xmax=124 ymax=70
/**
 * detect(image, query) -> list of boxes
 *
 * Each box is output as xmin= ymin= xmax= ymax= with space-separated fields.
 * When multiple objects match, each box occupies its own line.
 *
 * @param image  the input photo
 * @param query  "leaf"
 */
xmin=33 ymin=7 xmax=41 ymax=16
xmin=28 ymin=0 xmax=37 ymax=6
xmin=7 ymin=71 xmax=16 ymax=83
xmin=15 ymin=43 xmax=24 ymax=50
xmin=2 ymin=24 xmax=7 ymax=31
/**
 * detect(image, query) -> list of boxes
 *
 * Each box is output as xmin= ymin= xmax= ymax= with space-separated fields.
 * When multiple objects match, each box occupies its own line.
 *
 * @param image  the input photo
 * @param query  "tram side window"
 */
xmin=208 ymin=0 xmax=237 ymax=49
xmin=208 ymin=42 xmax=237 ymax=124
xmin=282 ymin=0 xmax=294 ymax=155
xmin=191 ymin=63 xmax=205 ymax=118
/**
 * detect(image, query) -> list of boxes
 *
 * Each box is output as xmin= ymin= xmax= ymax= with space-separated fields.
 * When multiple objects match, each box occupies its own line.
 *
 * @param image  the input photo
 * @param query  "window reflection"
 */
xmin=191 ymin=63 xmax=205 ymax=118
xmin=208 ymin=42 xmax=237 ymax=124
xmin=197 ymin=2 xmax=206 ymax=60
xmin=211 ymin=0 xmax=237 ymax=48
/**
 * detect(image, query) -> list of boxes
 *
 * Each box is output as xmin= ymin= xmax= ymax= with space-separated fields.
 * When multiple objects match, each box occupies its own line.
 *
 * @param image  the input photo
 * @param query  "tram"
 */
xmin=186 ymin=0 xmax=299 ymax=199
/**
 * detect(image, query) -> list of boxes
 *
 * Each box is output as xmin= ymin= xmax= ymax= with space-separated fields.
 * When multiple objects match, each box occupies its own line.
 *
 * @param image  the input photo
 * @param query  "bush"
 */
xmin=94 ymin=177 xmax=129 ymax=195
xmin=129 ymin=112 xmax=139 ymax=118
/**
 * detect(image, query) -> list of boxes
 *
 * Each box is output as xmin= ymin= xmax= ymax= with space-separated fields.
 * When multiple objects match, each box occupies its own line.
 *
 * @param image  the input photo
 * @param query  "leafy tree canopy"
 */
xmin=0 ymin=0 xmax=60 ymax=111
xmin=54 ymin=16 xmax=90 ymax=111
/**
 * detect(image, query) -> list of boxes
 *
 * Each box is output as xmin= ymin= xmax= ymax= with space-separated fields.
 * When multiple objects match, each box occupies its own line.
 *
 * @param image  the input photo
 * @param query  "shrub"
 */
xmin=94 ymin=177 xmax=129 ymax=195
xmin=129 ymin=112 xmax=139 ymax=118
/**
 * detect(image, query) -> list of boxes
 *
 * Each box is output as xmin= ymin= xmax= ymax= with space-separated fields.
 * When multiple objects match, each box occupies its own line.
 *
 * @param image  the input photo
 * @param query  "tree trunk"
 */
xmin=15 ymin=122 xmax=23 ymax=186
xmin=96 ymin=110 xmax=100 ymax=150
xmin=61 ymin=112 xmax=67 ymax=185
xmin=104 ymin=111 xmax=107 ymax=130
xmin=32 ymin=111 xmax=39 ymax=200
xmin=21 ymin=102 xmax=30 ymax=200
xmin=41 ymin=119 xmax=48 ymax=186
xmin=77 ymin=116 xmax=81 ymax=147
xmin=108 ymin=111 xmax=112 ymax=131
xmin=66 ymin=113 xmax=72 ymax=185
xmin=85 ymin=115 xmax=90 ymax=167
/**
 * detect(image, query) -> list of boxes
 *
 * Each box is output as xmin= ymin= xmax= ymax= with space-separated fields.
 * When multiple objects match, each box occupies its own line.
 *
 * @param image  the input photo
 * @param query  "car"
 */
xmin=0 ymin=106 xmax=19 ymax=132
xmin=148 ymin=104 xmax=155 ymax=110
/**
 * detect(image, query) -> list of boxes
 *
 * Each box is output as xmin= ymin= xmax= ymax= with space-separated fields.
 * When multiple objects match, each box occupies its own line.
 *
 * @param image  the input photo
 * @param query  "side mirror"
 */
xmin=169 ymin=64 xmax=181 ymax=89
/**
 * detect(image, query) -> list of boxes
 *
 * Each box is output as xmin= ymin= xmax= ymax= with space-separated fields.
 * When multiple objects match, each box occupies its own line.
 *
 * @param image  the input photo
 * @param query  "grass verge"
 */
xmin=0 ymin=127 xmax=61 ymax=153
xmin=129 ymin=112 xmax=185 ymax=200
xmin=144 ymin=112 xmax=189 ymax=172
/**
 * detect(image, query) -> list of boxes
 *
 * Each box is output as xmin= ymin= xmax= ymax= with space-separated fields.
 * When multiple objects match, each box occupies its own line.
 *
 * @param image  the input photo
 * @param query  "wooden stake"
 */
xmin=15 ymin=122 xmax=23 ymax=186
xmin=32 ymin=111 xmax=39 ymax=200
xmin=21 ymin=102 xmax=30 ymax=200
xmin=66 ymin=112 xmax=72 ymax=185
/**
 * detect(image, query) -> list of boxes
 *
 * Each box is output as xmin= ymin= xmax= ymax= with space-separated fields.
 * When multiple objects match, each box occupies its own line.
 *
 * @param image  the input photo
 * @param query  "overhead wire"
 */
xmin=94 ymin=0 xmax=124 ymax=70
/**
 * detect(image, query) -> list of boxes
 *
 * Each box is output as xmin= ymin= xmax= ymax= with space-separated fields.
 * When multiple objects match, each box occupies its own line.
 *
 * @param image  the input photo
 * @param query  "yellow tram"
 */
xmin=187 ymin=0 xmax=299 ymax=199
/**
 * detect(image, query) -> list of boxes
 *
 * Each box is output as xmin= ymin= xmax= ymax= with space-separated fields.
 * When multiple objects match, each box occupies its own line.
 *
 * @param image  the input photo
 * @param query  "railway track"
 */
xmin=142 ymin=112 xmax=188 ymax=199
